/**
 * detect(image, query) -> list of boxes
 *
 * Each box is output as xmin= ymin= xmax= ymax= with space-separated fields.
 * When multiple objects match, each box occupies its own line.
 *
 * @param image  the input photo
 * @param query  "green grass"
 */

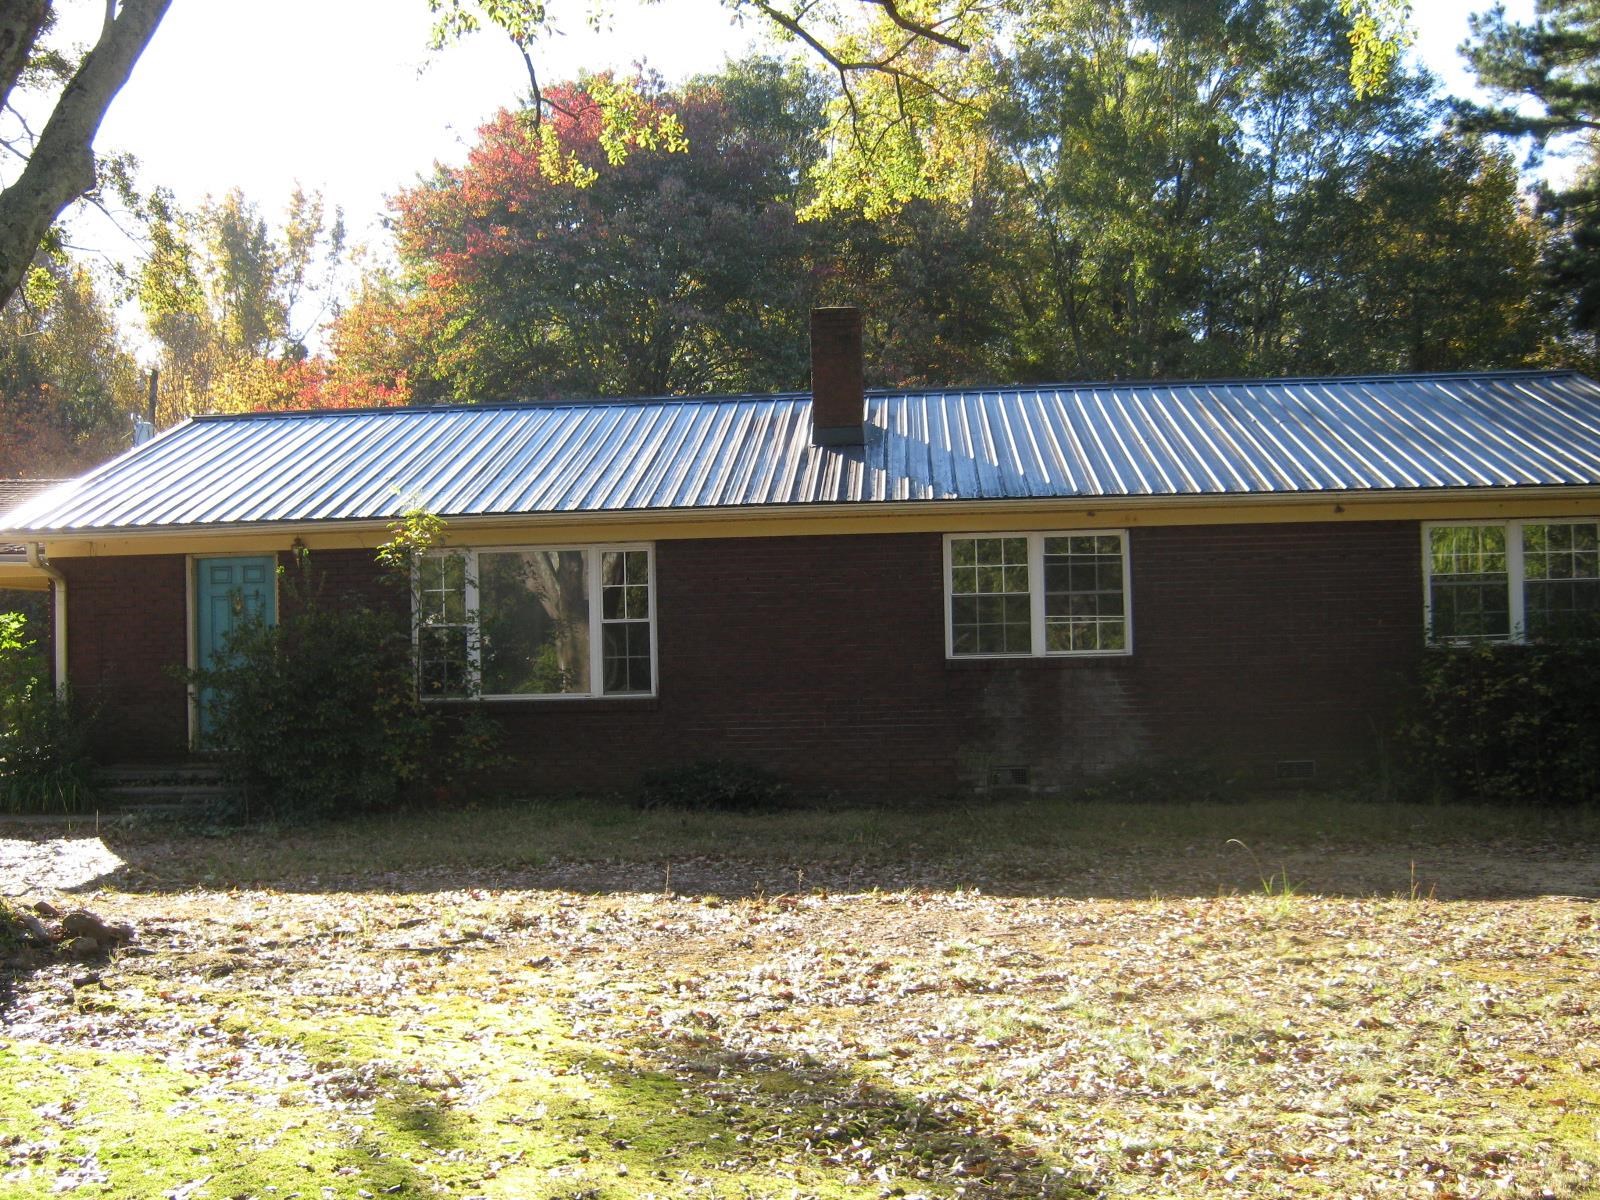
xmin=4 ymin=952 xmax=1036 ymax=1199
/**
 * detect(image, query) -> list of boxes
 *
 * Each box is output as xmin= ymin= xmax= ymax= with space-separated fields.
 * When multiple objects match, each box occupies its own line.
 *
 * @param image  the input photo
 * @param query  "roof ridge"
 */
xmin=187 ymin=369 xmax=1587 ymax=424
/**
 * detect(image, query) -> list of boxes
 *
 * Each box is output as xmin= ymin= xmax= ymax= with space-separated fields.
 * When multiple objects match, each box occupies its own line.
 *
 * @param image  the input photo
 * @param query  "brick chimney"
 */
xmin=810 ymin=306 xmax=865 ymax=446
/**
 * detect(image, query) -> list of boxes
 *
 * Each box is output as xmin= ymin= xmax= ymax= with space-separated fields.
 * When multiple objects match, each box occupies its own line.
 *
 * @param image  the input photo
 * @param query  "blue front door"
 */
xmin=195 ymin=556 xmax=277 ymax=743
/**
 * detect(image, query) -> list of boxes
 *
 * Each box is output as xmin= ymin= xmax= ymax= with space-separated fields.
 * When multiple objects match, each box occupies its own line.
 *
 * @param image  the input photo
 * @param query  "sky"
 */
xmin=73 ymin=0 xmax=766 ymax=263
xmin=25 ymin=0 xmax=1560 ymax=351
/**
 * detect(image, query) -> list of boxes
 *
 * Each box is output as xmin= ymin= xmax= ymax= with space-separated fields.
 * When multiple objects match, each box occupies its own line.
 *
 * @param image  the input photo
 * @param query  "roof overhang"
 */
xmin=10 ymin=484 xmax=1600 ymax=559
xmin=0 ymin=557 xmax=51 ymax=591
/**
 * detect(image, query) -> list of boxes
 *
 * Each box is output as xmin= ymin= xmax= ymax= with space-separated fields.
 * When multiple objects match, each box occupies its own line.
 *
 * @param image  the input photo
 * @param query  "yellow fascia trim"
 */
xmin=27 ymin=486 xmax=1600 ymax=559
xmin=0 ymin=559 xmax=51 ymax=590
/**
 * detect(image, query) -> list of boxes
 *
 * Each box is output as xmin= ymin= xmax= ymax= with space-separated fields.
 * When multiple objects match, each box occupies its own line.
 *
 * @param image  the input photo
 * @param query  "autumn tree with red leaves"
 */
xmin=338 ymin=61 xmax=827 ymax=404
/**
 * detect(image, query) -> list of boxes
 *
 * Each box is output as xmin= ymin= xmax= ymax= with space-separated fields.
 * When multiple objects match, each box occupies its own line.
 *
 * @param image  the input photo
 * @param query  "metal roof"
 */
xmin=0 ymin=479 xmax=67 ymax=555
xmin=4 ymin=371 xmax=1600 ymax=536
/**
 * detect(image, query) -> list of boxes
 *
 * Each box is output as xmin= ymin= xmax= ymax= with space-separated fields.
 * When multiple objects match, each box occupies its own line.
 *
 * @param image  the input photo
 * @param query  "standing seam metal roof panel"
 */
xmin=6 ymin=370 xmax=1600 ymax=536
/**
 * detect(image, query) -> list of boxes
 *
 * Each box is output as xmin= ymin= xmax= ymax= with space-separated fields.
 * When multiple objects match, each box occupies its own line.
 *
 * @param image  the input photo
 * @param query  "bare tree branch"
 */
xmin=745 ymin=1 xmax=968 ymax=104
xmin=518 ymin=43 xmax=543 ymax=127
xmin=3 ymin=99 xmax=39 ymax=147
xmin=863 ymin=0 xmax=970 ymax=52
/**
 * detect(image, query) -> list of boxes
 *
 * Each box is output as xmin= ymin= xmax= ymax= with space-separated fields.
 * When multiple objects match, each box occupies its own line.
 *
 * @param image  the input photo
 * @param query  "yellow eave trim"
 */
xmin=0 ymin=559 xmax=52 ymax=590
xmin=15 ymin=486 xmax=1600 ymax=558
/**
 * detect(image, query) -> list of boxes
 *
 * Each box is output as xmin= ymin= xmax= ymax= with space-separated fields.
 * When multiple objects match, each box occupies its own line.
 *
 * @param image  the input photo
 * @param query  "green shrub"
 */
xmin=1398 ymin=641 xmax=1600 ymax=806
xmin=189 ymin=563 xmax=448 ymax=823
xmin=638 ymin=760 xmax=794 ymax=812
xmin=0 ymin=684 xmax=97 ymax=814
xmin=0 ymin=611 xmax=97 ymax=814
xmin=0 ymin=610 xmax=40 ymax=716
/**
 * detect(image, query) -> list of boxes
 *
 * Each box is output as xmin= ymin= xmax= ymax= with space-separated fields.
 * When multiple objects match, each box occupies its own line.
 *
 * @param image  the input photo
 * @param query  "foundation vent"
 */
xmin=987 ymin=765 xmax=1033 ymax=791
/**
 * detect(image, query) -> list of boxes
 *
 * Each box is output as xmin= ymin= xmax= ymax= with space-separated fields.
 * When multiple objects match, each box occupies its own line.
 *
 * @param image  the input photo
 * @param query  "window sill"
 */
xmin=426 ymin=694 xmax=661 ymax=712
xmin=1426 ymin=636 xmax=1587 ymax=649
xmin=945 ymin=652 xmax=1132 ymax=669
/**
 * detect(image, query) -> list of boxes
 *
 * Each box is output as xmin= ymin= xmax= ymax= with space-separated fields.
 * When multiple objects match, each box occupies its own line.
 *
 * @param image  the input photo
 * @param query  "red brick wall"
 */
xmin=440 ymin=521 xmax=1425 ymax=795
xmin=276 ymin=548 xmax=398 ymax=614
xmin=1127 ymin=522 xmax=1421 ymax=774
xmin=60 ymin=522 xmax=1426 ymax=792
xmin=59 ymin=555 xmax=190 ymax=761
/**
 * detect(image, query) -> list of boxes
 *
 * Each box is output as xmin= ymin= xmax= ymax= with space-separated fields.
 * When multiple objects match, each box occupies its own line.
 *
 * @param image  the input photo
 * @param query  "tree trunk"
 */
xmin=0 ymin=0 xmax=171 ymax=307
xmin=0 ymin=1 xmax=49 ymax=114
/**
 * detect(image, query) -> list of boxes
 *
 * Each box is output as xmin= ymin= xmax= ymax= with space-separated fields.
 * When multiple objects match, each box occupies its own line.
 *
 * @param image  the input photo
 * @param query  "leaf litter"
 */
xmin=0 ymin=833 xmax=1596 ymax=1198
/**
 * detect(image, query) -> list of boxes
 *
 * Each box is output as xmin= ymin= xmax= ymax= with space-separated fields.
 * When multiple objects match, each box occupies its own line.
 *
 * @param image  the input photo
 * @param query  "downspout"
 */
xmin=24 ymin=544 xmax=67 ymax=693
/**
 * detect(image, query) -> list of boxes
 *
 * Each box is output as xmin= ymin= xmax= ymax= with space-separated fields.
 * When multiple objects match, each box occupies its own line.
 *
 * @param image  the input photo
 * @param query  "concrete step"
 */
xmin=90 ymin=762 xmax=237 ymax=813
xmin=94 ymin=762 xmax=225 ymax=782
xmin=101 ymin=784 xmax=233 ymax=799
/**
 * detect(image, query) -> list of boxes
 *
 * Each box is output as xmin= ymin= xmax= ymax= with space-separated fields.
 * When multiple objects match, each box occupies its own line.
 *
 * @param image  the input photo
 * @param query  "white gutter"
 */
xmin=24 ymin=544 xmax=67 ymax=693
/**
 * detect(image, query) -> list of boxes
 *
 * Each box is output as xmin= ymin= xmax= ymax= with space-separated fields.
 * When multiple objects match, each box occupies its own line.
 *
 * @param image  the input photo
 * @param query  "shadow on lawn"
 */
xmin=566 ymin=1031 xmax=1085 ymax=1198
xmin=7 ymin=798 xmax=1598 ymax=902
xmin=68 ymin=833 xmax=1600 ymax=902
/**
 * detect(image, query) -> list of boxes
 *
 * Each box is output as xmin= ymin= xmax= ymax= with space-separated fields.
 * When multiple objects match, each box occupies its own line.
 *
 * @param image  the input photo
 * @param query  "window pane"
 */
xmin=602 ymin=623 xmax=652 ymax=694
xmin=1430 ymin=525 xmax=1506 ymax=577
xmin=1524 ymin=522 xmax=1600 ymax=639
xmin=418 ymin=552 xmax=472 ymax=695
xmin=1429 ymin=526 xmax=1510 ymax=642
xmin=480 ymin=550 xmax=590 ymax=695
xmin=949 ymin=537 xmax=1032 ymax=655
xmin=600 ymin=550 xmax=654 ymax=695
xmin=952 ymin=542 xmax=1027 ymax=596
xmin=1003 ymin=620 xmax=1033 ymax=654
xmin=1042 ymin=533 xmax=1127 ymax=654
xmin=1430 ymin=579 xmax=1510 ymax=641
xmin=419 ymin=552 xmax=468 ymax=625
xmin=418 ymin=626 xmax=471 ymax=698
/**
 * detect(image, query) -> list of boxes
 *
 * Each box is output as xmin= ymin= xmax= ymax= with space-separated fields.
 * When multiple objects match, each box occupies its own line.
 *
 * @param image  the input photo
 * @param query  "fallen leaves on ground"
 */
xmin=0 ymin=846 xmax=1596 ymax=1198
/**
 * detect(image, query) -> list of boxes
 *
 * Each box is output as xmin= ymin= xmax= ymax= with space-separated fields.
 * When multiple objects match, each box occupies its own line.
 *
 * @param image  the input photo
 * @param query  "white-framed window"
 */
xmin=944 ymin=530 xmax=1132 ymax=658
xmin=417 ymin=544 xmax=656 ymax=699
xmin=1424 ymin=519 xmax=1600 ymax=643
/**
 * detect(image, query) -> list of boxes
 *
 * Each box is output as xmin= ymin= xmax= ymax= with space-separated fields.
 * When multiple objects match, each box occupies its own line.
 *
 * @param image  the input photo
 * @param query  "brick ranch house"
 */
xmin=4 ymin=310 xmax=1600 ymax=797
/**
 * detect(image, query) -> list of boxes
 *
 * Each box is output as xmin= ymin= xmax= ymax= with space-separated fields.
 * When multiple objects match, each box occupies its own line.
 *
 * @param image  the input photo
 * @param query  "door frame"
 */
xmin=187 ymin=552 xmax=281 ymax=750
